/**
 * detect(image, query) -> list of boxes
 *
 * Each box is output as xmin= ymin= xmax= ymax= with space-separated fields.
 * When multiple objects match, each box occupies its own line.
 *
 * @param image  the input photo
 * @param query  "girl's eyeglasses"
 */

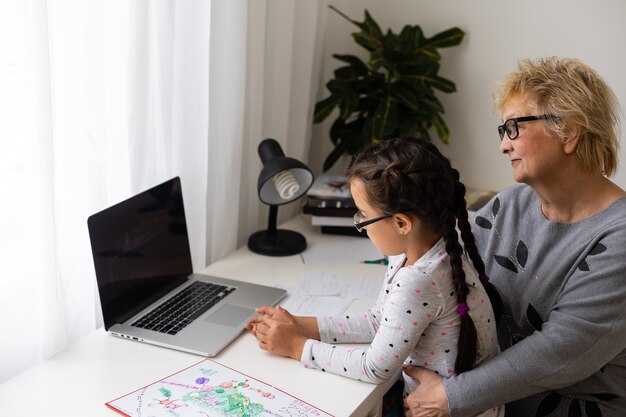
xmin=353 ymin=211 xmax=392 ymax=233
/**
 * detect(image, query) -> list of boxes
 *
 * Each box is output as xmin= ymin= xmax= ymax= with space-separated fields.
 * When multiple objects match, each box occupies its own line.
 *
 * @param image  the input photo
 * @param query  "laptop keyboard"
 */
xmin=131 ymin=281 xmax=236 ymax=335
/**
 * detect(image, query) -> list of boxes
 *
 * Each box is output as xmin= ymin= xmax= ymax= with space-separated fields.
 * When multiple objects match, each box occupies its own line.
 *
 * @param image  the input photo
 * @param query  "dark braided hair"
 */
xmin=347 ymin=137 xmax=502 ymax=374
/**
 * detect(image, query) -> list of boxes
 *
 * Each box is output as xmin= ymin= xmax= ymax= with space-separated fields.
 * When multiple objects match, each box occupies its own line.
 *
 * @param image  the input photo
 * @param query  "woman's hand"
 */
xmin=246 ymin=306 xmax=307 ymax=360
xmin=403 ymin=366 xmax=450 ymax=417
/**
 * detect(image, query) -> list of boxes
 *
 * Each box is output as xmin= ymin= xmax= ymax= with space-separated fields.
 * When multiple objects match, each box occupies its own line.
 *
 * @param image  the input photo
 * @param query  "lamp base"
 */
xmin=247 ymin=229 xmax=307 ymax=256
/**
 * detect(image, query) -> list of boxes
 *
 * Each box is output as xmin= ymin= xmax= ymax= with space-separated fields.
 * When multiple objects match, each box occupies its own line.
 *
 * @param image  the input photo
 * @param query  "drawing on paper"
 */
xmin=106 ymin=359 xmax=333 ymax=417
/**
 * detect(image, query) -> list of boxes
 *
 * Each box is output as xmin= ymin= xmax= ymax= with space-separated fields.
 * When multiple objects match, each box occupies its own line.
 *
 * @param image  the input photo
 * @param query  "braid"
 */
xmin=425 ymin=144 xmax=504 ymax=324
xmin=443 ymin=218 xmax=478 ymax=374
xmin=451 ymin=173 xmax=503 ymax=323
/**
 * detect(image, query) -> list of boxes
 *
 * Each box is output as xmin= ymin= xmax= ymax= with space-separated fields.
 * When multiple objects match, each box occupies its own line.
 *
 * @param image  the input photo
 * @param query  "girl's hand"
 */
xmin=246 ymin=306 xmax=321 ymax=341
xmin=402 ymin=366 xmax=450 ymax=417
xmin=245 ymin=305 xmax=287 ymax=336
xmin=252 ymin=307 xmax=307 ymax=360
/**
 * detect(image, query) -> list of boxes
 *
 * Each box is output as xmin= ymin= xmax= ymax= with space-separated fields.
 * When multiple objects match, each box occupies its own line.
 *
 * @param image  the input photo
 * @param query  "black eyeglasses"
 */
xmin=353 ymin=211 xmax=392 ymax=233
xmin=498 ymin=114 xmax=555 ymax=141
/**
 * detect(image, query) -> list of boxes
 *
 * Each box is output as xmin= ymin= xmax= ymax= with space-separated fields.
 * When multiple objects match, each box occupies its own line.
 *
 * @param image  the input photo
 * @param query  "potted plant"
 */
xmin=314 ymin=6 xmax=465 ymax=171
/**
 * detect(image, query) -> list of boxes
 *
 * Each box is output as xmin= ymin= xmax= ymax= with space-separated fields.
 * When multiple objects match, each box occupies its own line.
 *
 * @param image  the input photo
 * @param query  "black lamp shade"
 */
xmin=248 ymin=138 xmax=314 ymax=256
xmin=256 ymin=139 xmax=313 ymax=205
xmin=258 ymin=165 xmax=312 ymax=205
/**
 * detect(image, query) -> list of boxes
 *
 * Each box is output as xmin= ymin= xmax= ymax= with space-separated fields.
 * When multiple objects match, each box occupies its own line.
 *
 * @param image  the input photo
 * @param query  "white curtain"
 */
xmin=0 ymin=0 xmax=325 ymax=384
xmin=215 ymin=0 xmax=328 ymax=253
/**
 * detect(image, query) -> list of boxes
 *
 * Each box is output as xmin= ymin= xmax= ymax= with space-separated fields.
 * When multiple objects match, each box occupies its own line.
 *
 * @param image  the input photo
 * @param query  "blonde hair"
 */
xmin=494 ymin=57 xmax=621 ymax=176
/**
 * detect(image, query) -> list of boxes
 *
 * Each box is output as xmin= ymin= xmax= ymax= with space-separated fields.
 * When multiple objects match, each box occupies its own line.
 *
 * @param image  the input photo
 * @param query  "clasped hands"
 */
xmin=245 ymin=305 xmax=308 ymax=361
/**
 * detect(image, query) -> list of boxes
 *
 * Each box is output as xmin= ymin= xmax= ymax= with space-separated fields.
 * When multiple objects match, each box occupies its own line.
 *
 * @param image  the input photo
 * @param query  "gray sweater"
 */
xmin=445 ymin=185 xmax=626 ymax=417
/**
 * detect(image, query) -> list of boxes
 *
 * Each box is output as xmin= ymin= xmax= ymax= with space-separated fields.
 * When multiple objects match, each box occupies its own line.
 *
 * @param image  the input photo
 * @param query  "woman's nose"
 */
xmin=499 ymin=136 xmax=512 ymax=154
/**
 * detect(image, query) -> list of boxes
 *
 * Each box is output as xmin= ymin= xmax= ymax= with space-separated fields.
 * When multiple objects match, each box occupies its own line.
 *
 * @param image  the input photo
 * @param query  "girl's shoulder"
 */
xmin=397 ymin=241 xmax=452 ymax=286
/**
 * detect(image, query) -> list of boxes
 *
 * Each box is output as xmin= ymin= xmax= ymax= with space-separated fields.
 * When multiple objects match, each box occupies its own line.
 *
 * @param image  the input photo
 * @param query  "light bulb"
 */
xmin=272 ymin=170 xmax=300 ymax=200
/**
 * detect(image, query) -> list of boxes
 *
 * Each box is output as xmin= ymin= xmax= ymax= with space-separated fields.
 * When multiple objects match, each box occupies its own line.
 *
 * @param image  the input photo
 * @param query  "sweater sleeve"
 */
xmin=444 ymin=229 xmax=626 ymax=417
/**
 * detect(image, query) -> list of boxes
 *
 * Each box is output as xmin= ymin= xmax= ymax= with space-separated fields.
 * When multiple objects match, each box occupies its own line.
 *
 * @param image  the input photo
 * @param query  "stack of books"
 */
xmin=302 ymin=175 xmax=362 ymax=236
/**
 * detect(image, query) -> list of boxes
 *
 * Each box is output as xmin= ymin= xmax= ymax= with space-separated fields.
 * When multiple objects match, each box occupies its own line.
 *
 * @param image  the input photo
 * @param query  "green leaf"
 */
xmin=381 ymin=29 xmax=399 ymax=53
xmin=338 ymin=93 xmax=359 ymax=120
xmin=332 ymin=54 xmax=369 ymax=74
xmin=334 ymin=65 xmax=362 ymax=80
xmin=390 ymin=83 xmax=420 ymax=113
xmin=416 ymin=45 xmax=441 ymax=61
xmin=348 ymin=10 xmax=385 ymax=53
xmin=368 ymin=52 xmax=386 ymax=73
xmin=430 ymin=76 xmax=456 ymax=93
xmin=326 ymin=78 xmax=358 ymax=95
xmin=398 ymin=26 xmax=416 ymax=52
xmin=325 ymin=79 xmax=342 ymax=94
xmin=403 ymin=73 xmax=456 ymax=93
xmin=433 ymin=113 xmax=450 ymax=144
xmin=329 ymin=118 xmax=348 ymax=145
xmin=413 ymin=26 xmax=426 ymax=47
xmin=360 ymin=10 xmax=384 ymax=40
xmin=314 ymin=96 xmax=339 ymax=123
xmin=398 ymin=117 xmax=428 ymax=139
xmin=399 ymin=55 xmax=436 ymax=68
xmin=371 ymin=94 xmax=398 ymax=138
xmin=329 ymin=117 xmax=365 ymax=146
xmin=420 ymin=95 xmax=445 ymax=113
xmin=425 ymin=27 xmax=465 ymax=48
xmin=326 ymin=118 xmax=366 ymax=170
xmin=353 ymin=32 xmax=379 ymax=52
xmin=401 ymin=60 xmax=439 ymax=73
xmin=323 ymin=138 xmax=350 ymax=172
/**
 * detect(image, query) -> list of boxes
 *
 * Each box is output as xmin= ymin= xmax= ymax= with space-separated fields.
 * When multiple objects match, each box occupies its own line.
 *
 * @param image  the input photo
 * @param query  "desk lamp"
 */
xmin=248 ymin=138 xmax=314 ymax=256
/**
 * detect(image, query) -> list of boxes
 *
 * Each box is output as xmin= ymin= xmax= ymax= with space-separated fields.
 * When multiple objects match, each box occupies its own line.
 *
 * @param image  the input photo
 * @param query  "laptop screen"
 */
xmin=88 ymin=177 xmax=193 ymax=330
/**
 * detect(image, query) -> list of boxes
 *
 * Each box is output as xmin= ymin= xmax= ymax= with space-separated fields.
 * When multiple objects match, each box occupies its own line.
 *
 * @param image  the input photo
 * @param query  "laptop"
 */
xmin=87 ymin=176 xmax=286 ymax=356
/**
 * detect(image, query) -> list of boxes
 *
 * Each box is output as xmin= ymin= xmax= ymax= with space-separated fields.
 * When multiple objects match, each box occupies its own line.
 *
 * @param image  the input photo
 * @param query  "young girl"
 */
xmin=246 ymin=138 xmax=502 ymax=416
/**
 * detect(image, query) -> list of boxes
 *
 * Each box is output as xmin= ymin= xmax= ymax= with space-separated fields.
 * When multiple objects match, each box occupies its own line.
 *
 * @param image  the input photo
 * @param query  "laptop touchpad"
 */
xmin=205 ymin=304 xmax=255 ymax=327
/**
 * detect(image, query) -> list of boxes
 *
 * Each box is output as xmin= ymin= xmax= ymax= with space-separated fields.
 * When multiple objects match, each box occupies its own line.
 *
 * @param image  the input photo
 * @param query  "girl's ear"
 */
xmin=393 ymin=213 xmax=413 ymax=235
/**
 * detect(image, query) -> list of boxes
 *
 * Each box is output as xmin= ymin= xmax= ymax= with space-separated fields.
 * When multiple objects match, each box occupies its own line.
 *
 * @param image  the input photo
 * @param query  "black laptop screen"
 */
xmin=88 ymin=177 xmax=193 ymax=329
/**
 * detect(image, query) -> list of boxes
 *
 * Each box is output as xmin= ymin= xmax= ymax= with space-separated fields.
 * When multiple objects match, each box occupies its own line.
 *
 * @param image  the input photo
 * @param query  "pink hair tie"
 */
xmin=456 ymin=302 xmax=470 ymax=316
xmin=479 ymin=274 xmax=490 ymax=285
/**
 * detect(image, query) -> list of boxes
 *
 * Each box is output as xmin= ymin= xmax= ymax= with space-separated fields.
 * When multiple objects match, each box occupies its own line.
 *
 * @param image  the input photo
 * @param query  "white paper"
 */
xmin=279 ymin=294 xmax=352 ymax=316
xmin=269 ymin=272 xmax=381 ymax=317
xmin=297 ymin=271 xmax=382 ymax=300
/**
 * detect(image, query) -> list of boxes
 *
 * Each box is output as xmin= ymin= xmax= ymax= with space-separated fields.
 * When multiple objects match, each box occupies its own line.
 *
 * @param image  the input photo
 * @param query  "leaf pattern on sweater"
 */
xmin=577 ymin=242 xmax=607 ymax=272
xmin=526 ymin=303 xmax=544 ymax=331
xmin=532 ymin=393 xmax=612 ymax=417
xmin=567 ymin=399 xmax=581 ymax=417
xmin=516 ymin=240 xmax=528 ymax=268
xmin=475 ymin=216 xmax=492 ymax=230
xmin=536 ymin=392 xmax=561 ymax=416
xmin=494 ymin=255 xmax=517 ymax=273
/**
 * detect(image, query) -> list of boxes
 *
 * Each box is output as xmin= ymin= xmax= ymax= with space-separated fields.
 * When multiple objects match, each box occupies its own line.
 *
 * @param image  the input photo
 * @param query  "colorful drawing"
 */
xmin=106 ymin=359 xmax=333 ymax=417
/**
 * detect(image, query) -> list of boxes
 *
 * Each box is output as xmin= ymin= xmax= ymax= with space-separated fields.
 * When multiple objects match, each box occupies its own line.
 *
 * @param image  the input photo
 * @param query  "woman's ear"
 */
xmin=393 ymin=213 xmax=413 ymax=235
xmin=562 ymin=125 xmax=581 ymax=155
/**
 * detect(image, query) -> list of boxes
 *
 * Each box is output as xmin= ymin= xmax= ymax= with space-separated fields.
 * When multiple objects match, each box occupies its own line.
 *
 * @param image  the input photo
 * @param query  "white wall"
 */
xmin=308 ymin=0 xmax=626 ymax=192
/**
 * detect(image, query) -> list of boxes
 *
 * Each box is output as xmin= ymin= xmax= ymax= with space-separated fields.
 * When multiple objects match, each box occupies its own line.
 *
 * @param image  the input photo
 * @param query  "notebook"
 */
xmin=87 ymin=176 xmax=286 ymax=356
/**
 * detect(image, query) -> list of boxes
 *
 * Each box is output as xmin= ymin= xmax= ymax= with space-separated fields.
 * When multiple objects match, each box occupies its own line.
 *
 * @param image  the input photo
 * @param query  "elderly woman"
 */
xmin=404 ymin=57 xmax=626 ymax=417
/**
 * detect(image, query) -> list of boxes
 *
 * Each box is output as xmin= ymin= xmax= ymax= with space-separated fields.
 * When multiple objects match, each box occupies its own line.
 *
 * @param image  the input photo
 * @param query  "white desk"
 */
xmin=0 ymin=217 xmax=392 ymax=417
